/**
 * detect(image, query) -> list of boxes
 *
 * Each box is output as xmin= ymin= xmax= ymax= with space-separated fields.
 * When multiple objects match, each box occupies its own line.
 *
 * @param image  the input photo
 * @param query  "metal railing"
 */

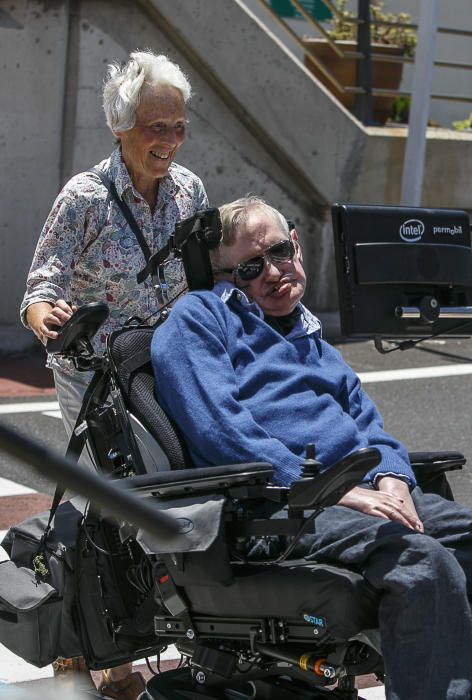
xmin=256 ymin=0 xmax=472 ymax=125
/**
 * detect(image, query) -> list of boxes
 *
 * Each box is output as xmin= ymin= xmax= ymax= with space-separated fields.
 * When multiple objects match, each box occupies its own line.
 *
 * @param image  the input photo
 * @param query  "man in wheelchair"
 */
xmin=150 ymin=196 xmax=472 ymax=699
xmin=3 ymin=198 xmax=472 ymax=700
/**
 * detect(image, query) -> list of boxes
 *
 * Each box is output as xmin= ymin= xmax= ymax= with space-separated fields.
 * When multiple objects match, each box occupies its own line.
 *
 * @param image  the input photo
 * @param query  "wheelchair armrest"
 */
xmin=288 ymin=447 xmax=381 ymax=510
xmin=116 ymin=462 xmax=274 ymax=497
xmin=409 ymin=451 xmax=465 ymax=475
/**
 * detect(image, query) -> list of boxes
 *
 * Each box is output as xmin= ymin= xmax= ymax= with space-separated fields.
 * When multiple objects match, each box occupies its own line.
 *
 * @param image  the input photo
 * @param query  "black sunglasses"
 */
xmin=215 ymin=238 xmax=295 ymax=282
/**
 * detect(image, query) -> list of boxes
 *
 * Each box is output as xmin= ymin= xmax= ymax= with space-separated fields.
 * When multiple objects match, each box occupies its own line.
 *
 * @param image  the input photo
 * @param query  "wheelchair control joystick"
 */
xmin=301 ymin=443 xmax=322 ymax=478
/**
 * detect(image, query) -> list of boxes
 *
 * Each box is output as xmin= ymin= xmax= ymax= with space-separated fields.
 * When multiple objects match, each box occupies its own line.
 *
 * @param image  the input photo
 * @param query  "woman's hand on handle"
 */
xmin=26 ymin=300 xmax=77 ymax=345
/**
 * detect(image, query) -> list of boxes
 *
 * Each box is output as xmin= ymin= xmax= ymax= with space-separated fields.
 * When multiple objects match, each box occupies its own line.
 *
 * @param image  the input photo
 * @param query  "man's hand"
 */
xmin=338 ymin=476 xmax=423 ymax=532
xmin=26 ymin=300 xmax=77 ymax=345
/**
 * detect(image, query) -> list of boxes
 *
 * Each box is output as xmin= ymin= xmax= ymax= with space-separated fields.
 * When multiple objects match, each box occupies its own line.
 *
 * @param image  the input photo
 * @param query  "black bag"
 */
xmin=74 ymin=509 xmax=165 ymax=670
xmin=0 ymin=467 xmax=228 ymax=670
xmin=0 ymin=499 xmax=165 ymax=670
xmin=0 ymin=499 xmax=84 ymax=667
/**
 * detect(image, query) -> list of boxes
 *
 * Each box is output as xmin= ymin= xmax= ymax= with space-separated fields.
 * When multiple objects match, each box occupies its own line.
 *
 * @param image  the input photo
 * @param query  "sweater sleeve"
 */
xmin=345 ymin=363 xmax=416 ymax=488
xmin=151 ymin=295 xmax=303 ymax=486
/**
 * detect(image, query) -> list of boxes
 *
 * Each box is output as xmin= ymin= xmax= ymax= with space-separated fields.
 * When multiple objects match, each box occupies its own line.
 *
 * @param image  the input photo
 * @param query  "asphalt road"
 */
xmin=0 ymin=407 xmax=69 ymax=495
xmin=1 ymin=335 xmax=472 ymax=503
xmin=337 ymin=336 xmax=472 ymax=503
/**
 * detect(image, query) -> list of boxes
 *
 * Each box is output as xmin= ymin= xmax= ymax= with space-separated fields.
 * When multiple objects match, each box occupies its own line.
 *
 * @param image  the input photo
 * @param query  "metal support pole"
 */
xmin=0 ymin=422 xmax=180 ymax=540
xmin=400 ymin=0 xmax=440 ymax=206
xmin=353 ymin=0 xmax=373 ymax=124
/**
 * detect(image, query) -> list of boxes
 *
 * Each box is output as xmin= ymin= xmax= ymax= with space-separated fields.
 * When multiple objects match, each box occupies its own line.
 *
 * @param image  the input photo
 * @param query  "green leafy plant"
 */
xmin=328 ymin=0 xmax=417 ymax=57
xmin=452 ymin=113 xmax=472 ymax=132
xmin=388 ymin=95 xmax=410 ymax=124
xmin=386 ymin=96 xmax=439 ymax=127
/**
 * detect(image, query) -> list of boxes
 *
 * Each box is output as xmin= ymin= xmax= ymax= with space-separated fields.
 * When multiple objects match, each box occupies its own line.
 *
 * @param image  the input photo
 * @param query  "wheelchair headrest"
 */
xmin=172 ymin=208 xmax=222 ymax=291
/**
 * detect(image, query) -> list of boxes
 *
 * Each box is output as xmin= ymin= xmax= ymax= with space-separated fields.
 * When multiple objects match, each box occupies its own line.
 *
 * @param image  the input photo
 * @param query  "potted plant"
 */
xmin=452 ymin=114 xmax=472 ymax=132
xmin=303 ymin=0 xmax=417 ymax=123
xmin=386 ymin=95 xmax=410 ymax=125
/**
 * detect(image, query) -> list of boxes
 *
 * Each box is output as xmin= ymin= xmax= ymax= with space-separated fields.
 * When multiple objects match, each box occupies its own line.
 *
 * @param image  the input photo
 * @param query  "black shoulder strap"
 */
xmin=88 ymin=167 xmax=154 ymax=281
xmin=42 ymin=369 xmax=107 ymax=542
xmin=88 ymin=168 xmax=175 ymax=302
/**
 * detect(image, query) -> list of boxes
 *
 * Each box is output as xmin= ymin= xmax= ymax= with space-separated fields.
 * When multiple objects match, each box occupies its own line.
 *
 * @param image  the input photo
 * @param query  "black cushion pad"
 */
xmin=184 ymin=560 xmax=379 ymax=641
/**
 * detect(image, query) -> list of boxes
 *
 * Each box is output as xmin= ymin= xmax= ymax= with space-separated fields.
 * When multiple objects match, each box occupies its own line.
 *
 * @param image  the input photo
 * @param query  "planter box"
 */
xmin=303 ymin=38 xmax=404 ymax=124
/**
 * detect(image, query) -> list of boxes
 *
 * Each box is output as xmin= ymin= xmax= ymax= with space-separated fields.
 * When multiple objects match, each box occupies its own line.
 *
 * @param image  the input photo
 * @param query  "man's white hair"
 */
xmin=103 ymin=50 xmax=192 ymax=133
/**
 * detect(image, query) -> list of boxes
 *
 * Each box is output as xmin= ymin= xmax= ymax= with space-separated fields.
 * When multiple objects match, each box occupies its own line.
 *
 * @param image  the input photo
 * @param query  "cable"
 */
xmin=81 ymin=503 xmax=122 ymax=557
xmin=177 ymin=654 xmax=187 ymax=669
xmin=268 ymin=509 xmax=320 ymax=564
xmin=146 ymin=656 xmax=159 ymax=676
xmin=136 ymin=284 xmax=189 ymax=327
xmin=374 ymin=318 xmax=472 ymax=355
xmin=239 ymin=509 xmax=321 ymax=567
xmin=126 ymin=557 xmax=154 ymax=595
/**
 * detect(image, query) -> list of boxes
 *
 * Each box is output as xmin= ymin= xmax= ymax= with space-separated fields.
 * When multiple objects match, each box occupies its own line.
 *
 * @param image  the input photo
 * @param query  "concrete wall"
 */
xmin=0 ymin=1 xmax=68 ymax=333
xmin=1 ymin=0 xmax=472 ymax=351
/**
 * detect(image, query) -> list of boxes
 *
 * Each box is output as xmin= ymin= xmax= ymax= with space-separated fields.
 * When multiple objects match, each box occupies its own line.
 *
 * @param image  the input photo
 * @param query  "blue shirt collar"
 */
xmin=212 ymin=280 xmax=322 ymax=338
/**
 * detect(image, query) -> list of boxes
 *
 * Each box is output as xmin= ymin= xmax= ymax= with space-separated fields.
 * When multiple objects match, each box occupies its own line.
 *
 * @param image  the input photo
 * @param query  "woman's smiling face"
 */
xmin=116 ymin=84 xmax=186 ymax=195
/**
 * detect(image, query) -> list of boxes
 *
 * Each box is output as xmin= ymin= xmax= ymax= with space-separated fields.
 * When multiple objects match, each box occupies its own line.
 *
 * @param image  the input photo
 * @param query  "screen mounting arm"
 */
xmin=397 ymin=305 xmax=472 ymax=320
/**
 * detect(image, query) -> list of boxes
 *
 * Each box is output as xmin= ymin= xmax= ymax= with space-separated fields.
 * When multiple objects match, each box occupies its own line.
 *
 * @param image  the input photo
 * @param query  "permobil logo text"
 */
xmin=433 ymin=225 xmax=463 ymax=236
xmin=399 ymin=219 xmax=425 ymax=243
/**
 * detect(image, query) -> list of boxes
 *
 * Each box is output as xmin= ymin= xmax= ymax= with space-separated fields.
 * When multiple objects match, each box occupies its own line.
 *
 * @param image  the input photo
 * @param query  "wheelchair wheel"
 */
xmin=145 ymin=666 xmax=372 ymax=699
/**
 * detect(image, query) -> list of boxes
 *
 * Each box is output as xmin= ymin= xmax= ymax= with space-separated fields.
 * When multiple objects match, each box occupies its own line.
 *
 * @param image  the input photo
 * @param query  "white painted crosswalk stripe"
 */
xmin=0 ymin=477 xmax=35 ymax=496
xmin=360 ymin=689 xmax=385 ymax=699
xmin=0 ymin=401 xmax=60 ymax=415
xmin=0 ymin=644 xmax=53 ymax=683
xmin=359 ymin=363 xmax=472 ymax=384
xmin=0 ymin=530 xmax=8 ymax=563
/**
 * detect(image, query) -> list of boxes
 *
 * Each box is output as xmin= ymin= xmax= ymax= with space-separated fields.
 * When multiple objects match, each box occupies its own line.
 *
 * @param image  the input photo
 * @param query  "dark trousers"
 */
xmin=294 ymin=488 xmax=472 ymax=700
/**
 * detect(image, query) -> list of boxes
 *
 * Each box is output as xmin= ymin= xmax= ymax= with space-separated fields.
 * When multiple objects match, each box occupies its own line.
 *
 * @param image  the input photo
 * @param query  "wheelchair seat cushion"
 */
xmin=183 ymin=560 xmax=379 ymax=642
xmin=108 ymin=327 xmax=189 ymax=469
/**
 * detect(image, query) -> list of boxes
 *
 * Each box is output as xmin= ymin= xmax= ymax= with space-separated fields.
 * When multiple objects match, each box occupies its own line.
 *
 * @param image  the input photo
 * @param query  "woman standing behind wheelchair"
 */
xmin=20 ymin=50 xmax=208 ymax=699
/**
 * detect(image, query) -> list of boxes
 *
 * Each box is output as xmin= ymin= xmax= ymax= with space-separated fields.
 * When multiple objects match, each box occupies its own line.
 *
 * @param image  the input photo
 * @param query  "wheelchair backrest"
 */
xmin=107 ymin=326 xmax=190 ymax=472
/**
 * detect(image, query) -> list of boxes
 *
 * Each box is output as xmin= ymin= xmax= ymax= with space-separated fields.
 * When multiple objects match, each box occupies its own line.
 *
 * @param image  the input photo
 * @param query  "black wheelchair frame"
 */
xmin=47 ymin=306 xmax=383 ymax=699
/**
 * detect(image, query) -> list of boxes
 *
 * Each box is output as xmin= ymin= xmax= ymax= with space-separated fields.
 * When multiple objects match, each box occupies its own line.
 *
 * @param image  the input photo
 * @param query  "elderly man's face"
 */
xmin=116 ymin=84 xmax=186 ymax=194
xmin=217 ymin=208 xmax=306 ymax=316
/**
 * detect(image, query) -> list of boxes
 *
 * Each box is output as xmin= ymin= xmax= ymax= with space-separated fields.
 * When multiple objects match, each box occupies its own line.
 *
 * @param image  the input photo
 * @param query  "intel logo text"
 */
xmin=399 ymin=219 xmax=425 ymax=243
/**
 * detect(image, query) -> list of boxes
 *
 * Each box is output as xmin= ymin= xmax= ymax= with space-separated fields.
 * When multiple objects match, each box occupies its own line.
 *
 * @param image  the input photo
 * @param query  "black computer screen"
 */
xmin=332 ymin=203 xmax=472 ymax=338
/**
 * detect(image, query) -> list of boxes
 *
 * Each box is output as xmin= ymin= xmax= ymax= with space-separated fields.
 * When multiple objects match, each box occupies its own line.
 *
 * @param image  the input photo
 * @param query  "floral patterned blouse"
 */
xmin=21 ymin=146 xmax=208 ymax=357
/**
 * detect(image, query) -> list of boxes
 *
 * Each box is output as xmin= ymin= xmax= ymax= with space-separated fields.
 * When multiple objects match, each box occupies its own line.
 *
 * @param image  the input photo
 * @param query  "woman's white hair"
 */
xmin=103 ymin=50 xmax=192 ymax=133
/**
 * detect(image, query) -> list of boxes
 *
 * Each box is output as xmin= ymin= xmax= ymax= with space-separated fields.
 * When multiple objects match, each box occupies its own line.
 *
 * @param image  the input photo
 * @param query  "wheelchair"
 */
xmin=34 ymin=205 xmax=469 ymax=700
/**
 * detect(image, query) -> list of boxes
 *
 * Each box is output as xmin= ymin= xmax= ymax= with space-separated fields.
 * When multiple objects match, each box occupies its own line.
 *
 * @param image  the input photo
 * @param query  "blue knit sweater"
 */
xmin=151 ymin=286 xmax=415 ymax=488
